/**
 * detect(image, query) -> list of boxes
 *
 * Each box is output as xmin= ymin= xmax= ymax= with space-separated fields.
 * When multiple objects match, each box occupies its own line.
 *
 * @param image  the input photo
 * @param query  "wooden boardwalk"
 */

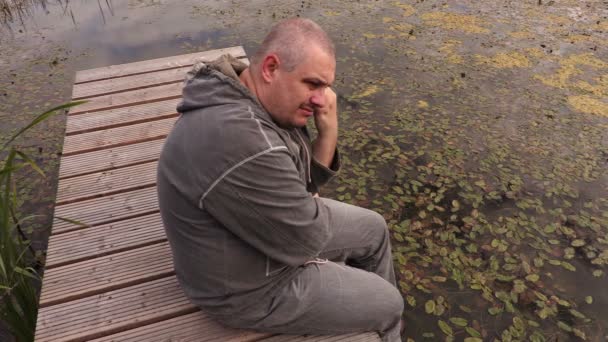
xmin=34 ymin=47 xmax=381 ymax=342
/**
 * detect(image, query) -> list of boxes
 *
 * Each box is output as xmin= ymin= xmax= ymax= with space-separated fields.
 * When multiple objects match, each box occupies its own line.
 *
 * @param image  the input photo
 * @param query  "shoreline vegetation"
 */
xmin=0 ymin=101 xmax=84 ymax=342
xmin=0 ymin=0 xmax=42 ymax=24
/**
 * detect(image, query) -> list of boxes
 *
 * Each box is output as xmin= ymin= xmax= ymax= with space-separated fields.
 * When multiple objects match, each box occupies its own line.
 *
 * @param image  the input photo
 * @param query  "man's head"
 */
xmin=247 ymin=18 xmax=336 ymax=128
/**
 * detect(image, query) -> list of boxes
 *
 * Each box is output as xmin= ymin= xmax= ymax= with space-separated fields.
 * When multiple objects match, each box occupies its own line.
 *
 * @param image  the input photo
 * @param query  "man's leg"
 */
xmin=223 ymin=262 xmax=403 ymax=341
xmin=219 ymin=198 xmax=404 ymax=341
xmin=316 ymin=197 xmax=397 ymax=287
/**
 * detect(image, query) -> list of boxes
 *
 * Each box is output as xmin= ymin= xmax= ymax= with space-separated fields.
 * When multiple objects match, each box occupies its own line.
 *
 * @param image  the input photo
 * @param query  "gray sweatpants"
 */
xmin=220 ymin=198 xmax=404 ymax=341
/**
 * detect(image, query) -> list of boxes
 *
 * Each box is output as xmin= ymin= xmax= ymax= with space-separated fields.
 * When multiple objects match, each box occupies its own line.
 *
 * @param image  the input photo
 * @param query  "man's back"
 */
xmin=157 ymin=55 xmax=332 ymax=318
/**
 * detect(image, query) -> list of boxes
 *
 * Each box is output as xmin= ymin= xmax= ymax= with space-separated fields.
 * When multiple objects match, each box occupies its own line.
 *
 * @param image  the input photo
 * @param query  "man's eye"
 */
xmin=306 ymin=81 xmax=321 ymax=89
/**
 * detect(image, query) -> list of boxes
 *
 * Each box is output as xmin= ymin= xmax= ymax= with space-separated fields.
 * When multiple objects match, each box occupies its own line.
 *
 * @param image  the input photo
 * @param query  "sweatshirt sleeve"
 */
xmin=201 ymin=147 xmax=333 ymax=267
xmin=310 ymin=149 xmax=340 ymax=191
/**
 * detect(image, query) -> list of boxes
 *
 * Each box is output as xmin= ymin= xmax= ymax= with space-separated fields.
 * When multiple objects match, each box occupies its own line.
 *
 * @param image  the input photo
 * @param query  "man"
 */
xmin=157 ymin=18 xmax=403 ymax=342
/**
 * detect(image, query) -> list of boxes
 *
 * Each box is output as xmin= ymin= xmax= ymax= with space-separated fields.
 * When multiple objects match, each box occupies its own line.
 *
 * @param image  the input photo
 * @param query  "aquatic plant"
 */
xmin=0 ymin=101 xmax=84 ymax=342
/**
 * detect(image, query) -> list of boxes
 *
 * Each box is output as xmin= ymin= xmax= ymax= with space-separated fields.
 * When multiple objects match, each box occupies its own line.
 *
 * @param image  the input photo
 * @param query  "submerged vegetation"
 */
xmin=0 ymin=0 xmax=606 ymax=341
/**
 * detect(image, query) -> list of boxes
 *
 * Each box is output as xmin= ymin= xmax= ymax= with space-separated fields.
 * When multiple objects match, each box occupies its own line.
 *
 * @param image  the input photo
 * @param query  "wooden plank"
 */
xmin=58 ymin=139 xmax=163 ymax=179
xmin=72 ymin=55 xmax=250 ymax=100
xmin=35 ymin=276 xmax=197 ymax=342
xmin=259 ymin=332 xmax=381 ymax=342
xmin=40 ymin=242 xmax=173 ymax=307
xmin=75 ymin=46 xmax=246 ymax=83
xmin=66 ymin=99 xmax=180 ymax=135
xmin=87 ymin=311 xmax=271 ymax=342
xmin=69 ymin=57 xmax=249 ymax=115
xmin=45 ymin=213 xmax=165 ymax=268
xmin=72 ymin=66 xmax=193 ymax=100
xmin=52 ymin=187 xmax=158 ymax=235
xmin=62 ymin=117 xmax=176 ymax=156
xmin=69 ymin=83 xmax=183 ymax=115
xmin=56 ymin=161 xmax=158 ymax=205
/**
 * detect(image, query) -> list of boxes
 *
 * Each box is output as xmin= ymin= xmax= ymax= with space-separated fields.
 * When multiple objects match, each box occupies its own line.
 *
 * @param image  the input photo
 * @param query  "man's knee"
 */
xmin=386 ymin=284 xmax=404 ymax=318
xmin=365 ymin=280 xmax=403 ymax=329
xmin=361 ymin=209 xmax=389 ymax=239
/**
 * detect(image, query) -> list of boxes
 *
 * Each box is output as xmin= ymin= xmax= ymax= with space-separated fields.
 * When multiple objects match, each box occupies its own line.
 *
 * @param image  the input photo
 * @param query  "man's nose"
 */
xmin=310 ymin=88 xmax=325 ymax=107
xmin=310 ymin=89 xmax=325 ymax=107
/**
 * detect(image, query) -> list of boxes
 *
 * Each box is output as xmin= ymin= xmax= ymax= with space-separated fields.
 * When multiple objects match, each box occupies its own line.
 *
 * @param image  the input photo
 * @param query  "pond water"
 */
xmin=1 ymin=0 xmax=607 ymax=341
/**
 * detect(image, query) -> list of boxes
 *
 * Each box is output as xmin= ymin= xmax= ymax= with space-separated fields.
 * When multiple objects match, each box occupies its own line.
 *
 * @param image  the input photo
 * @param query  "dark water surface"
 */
xmin=1 ymin=1 xmax=607 ymax=341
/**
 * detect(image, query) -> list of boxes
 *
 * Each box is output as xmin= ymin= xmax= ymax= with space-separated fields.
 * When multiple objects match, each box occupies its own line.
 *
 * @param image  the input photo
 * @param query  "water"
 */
xmin=1 ymin=0 xmax=607 ymax=341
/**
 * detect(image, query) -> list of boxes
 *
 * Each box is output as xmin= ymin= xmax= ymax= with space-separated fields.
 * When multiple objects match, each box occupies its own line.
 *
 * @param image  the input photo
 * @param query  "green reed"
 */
xmin=0 ymin=101 xmax=84 ymax=342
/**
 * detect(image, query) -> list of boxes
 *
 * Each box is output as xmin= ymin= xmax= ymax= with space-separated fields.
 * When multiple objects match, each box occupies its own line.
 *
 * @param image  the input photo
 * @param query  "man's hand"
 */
xmin=313 ymin=88 xmax=338 ymax=139
xmin=312 ymin=88 xmax=338 ymax=168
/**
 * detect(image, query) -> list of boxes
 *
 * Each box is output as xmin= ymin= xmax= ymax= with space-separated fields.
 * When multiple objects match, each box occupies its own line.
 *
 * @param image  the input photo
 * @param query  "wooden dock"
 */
xmin=34 ymin=47 xmax=381 ymax=342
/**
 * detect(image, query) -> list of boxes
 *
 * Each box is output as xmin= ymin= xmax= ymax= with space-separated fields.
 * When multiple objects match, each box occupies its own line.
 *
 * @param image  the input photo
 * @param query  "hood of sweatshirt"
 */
xmin=177 ymin=54 xmax=274 ymax=125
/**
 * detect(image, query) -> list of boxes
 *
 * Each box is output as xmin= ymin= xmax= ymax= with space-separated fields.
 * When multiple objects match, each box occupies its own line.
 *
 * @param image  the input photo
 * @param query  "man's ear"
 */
xmin=261 ymin=54 xmax=280 ymax=83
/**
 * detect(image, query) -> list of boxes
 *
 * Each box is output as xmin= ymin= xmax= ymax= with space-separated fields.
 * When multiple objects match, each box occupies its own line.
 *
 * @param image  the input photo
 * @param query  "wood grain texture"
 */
xmin=40 ymin=242 xmax=173 ymax=307
xmin=35 ymin=276 xmax=196 ymax=342
xmin=66 ymin=99 xmax=180 ymax=135
xmin=258 ymin=332 xmax=381 ymax=342
xmin=75 ymin=46 xmax=246 ymax=83
xmin=52 ymin=187 xmax=158 ymax=235
xmin=56 ymin=161 xmax=158 ymax=205
xmin=72 ymin=56 xmax=249 ymax=99
xmin=45 ymin=213 xmax=165 ymax=268
xmin=58 ymin=139 xmax=163 ymax=179
xmin=72 ymin=66 xmax=193 ymax=100
xmin=87 ymin=312 xmax=271 ymax=342
xmin=62 ymin=117 xmax=176 ymax=156
xmin=69 ymin=83 xmax=183 ymax=115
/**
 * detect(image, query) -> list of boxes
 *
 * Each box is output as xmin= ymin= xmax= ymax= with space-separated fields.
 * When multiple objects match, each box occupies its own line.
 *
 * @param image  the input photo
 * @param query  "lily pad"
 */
xmin=437 ymin=320 xmax=453 ymax=336
xmin=449 ymin=317 xmax=468 ymax=327
xmin=425 ymin=300 xmax=436 ymax=314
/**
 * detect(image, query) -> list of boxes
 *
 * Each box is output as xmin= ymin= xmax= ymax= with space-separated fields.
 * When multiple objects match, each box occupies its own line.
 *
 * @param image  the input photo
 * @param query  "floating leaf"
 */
xmin=449 ymin=317 xmax=468 ymax=327
xmin=571 ymin=239 xmax=586 ymax=247
xmin=525 ymin=274 xmax=540 ymax=282
xmin=425 ymin=300 xmax=436 ymax=314
xmin=569 ymin=309 xmax=587 ymax=320
xmin=488 ymin=306 xmax=502 ymax=315
xmin=513 ymin=280 xmax=526 ymax=293
xmin=557 ymin=321 xmax=573 ymax=332
xmin=512 ymin=316 xmax=524 ymax=330
xmin=406 ymin=295 xmax=416 ymax=307
xmin=561 ymin=261 xmax=576 ymax=271
xmin=465 ymin=326 xmax=481 ymax=338
xmin=459 ymin=305 xmax=472 ymax=313
xmin=396 ymin=253 xmax=407 ymax=265
xmin=438 ymin=320 xmax=453 ymax=336
xmin=573 ymin=328 xmax=587 ymax=340
xmin=432 ymin=276 xmax=447 ymax=282
xmin=464 ymin=338 xmax=482 ymax=342
xmin=393 ymin=232 xmax=404 ymax=242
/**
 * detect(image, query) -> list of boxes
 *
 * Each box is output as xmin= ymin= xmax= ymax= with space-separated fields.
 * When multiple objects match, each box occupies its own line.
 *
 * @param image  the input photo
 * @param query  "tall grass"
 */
xmin=0 ymin=101 xmax=84 ymax=342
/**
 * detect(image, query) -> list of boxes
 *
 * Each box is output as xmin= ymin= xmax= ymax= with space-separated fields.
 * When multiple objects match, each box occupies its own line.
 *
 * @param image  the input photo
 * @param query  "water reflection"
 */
xmin=1 ymin=1 xmax=126 ymax=39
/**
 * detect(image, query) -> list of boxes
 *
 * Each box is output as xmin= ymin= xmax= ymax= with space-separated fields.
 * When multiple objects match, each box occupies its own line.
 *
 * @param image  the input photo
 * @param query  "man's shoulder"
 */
xmin=175 ymin=103 xmax=287 ymax=156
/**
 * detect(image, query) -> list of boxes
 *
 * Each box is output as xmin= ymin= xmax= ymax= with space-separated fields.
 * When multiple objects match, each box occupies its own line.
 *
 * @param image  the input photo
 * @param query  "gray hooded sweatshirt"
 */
xmin=157 ymin=55 xmax=340 ymax=319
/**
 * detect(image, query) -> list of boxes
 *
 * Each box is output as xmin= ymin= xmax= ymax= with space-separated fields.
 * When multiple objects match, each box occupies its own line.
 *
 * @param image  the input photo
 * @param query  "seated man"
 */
xmin=157 ymin=18 xmax=403 ymax=342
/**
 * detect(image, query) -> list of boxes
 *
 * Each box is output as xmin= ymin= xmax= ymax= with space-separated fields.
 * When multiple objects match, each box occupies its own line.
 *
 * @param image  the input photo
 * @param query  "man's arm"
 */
xmin=312 ymin=88 xmax=338 ymax=168
xmin=202 ymin=147 xmax=333 ymax=267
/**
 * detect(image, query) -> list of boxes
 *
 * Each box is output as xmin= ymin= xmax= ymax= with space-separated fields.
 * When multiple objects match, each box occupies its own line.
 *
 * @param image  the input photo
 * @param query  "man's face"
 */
xmin=263 ymin=45 xmax=336 ymax=128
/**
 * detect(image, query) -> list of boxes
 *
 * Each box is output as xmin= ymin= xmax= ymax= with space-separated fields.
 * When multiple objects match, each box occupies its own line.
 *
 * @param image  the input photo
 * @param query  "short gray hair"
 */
xmin=251 ymin=18 xmax=335 ymax=72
